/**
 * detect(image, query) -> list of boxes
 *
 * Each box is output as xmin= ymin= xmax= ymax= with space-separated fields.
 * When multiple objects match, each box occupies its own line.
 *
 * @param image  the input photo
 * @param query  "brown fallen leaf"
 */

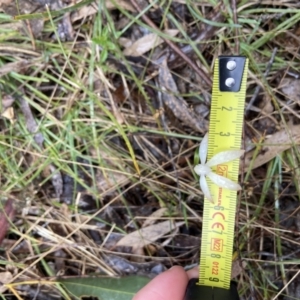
xmin=1 ymin=0 xmax=72 ymax=38
xmin=72 ymin=0 xmax=135 ymax=22
xmin=0 ymin=199 xmax=15 ymax=246
xmin=123 ymin=30 xmax=179 ymax=57
xmin=89 ymin=147 xmax=130 ymax=195
xmin=0 ymin=271 xmax=13 ymax=294
xmin=2 ymin=107 xmax=14 ymax=123
xmin=231 ymin=260 xmax=246 ymax=279
xmin=142 ymin=208 xmax=168 ymax=228
xmin=0 ymin=61 xmax=32 ymax=77
xmin=116 ymin=220 xmax=184 ymax=252
xmin=96 ymin=169 xmax=129 ymax=195
xmin=0 ymin=0 xmax=45 ymax=37
xmin=1 ymin=94 xmax=15 ymax=123
xmin=242 ymin=124 xmax=300 ymax=173
xmin=103 ymin=253 xmax=166 ymax=276
xmin=158 ymin=59 xmax=208 ymax=133
xmin=2 ymin=94 xmax=15 ymax=111
xmin=19 ymin=96 xmax=44 ymax=148
xmin=280 ymin=78 xmax=300 ymax=101
xmin=57 ymin=12 xmax=74 ymax=41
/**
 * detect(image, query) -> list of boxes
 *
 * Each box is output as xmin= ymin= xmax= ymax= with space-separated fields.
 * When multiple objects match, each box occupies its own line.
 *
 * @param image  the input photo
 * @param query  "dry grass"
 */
xmin=1 ymin=0 xmax=300 ymax=299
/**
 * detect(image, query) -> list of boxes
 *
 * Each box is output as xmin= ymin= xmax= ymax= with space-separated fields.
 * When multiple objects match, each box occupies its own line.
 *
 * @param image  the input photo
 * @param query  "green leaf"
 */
xmin=59 ymin=276 xmax=151 ymax=300
xmin=100 ymin=49 xmax=108 ymax=63
xmin=92 ymin=36 xmax=107 ymax=46
xmin=106 ymin=41 xmax=116 ymax=51
xmin=102 ymin=27 xmax=109 ymax=37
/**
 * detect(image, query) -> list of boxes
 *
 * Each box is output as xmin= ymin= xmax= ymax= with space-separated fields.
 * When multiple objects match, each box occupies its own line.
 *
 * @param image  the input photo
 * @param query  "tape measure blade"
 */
xmin=199 ymin=57 xmax=248 ymax=289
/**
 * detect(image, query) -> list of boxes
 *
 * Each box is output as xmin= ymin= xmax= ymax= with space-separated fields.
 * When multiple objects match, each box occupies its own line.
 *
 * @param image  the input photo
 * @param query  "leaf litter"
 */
xmin=123 ymin=29 xmax=179 ymax=57
xmin=158 ymin=58 xmax=208 ymax=133
xmin=116 ymin=220 xmax=185 ymax=253
xmin=0 ymin=1 xmax=300 ymax=299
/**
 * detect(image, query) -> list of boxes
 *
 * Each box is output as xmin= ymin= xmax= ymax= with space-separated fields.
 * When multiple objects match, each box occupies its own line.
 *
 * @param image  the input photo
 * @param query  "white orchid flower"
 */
xmin=194 ymin=133 xmax=244 ymax=202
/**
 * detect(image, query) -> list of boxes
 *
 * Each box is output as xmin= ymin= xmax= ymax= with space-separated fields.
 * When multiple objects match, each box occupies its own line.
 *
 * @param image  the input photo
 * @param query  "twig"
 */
xmin=129 ymin=0 xmax=212 ymax=86
xmin=245 ymin=47 xmax=278 ymax=115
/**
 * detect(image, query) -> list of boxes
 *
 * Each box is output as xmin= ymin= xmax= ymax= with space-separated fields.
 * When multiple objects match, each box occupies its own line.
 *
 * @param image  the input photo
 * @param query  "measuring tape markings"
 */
xmin=198 ymin=57 xmax=249 ymax=289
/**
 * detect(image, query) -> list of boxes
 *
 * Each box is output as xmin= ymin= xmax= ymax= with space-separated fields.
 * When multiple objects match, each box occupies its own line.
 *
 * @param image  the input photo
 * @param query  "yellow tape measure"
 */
xmin=198 ymin=56 xmax=248 ymax=289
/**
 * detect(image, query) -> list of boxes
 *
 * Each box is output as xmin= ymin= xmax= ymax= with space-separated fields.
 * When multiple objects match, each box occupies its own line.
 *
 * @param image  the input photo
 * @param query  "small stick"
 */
xmin=129 ymin=0 xmax=212 ymax=86
xmin=245 ymin=47 xmax=278 ymax=115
